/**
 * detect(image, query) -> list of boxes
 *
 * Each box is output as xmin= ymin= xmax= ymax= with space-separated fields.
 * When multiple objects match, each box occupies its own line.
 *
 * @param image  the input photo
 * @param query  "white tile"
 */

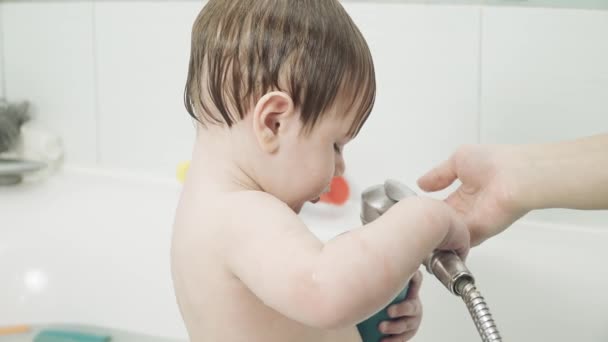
xmin=342 ymin=4 xmax=481 ymax=196
xmin=2 ymin=2 xmax=97 ymax=165
xmin=481 ymin=7 xmax=608 ymax=227
xmin=95 ymin=1 xmax=202 ymax=177
xmin=481 ymin=7 xmax=608 ymax=144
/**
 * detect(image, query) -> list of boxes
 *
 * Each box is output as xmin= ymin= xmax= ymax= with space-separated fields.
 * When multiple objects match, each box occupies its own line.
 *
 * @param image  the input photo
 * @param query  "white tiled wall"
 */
xmin=481 ymin=7 xmax=608 ymax=226
xmin=2 ymin=1 xmax=97 ymax=165
xmin=94 ymin=1 xmax=201 ymax=175
xmin=343 ymin=4 xmax=480 ymax=194
xmin=481 ymin=7 xmax=608 ymax=144
xmin=0 ymin=0 xmax=482 ymax=182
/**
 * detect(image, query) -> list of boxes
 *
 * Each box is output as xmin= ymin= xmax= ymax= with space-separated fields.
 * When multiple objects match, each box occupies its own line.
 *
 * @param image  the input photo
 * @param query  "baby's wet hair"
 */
xmin=184 ymin=0 xmax=376 ymax=137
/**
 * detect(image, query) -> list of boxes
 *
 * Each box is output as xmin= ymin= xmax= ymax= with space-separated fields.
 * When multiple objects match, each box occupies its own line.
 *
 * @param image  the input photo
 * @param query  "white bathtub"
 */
xmin=2 ymin=168 xmax=608 ymax=341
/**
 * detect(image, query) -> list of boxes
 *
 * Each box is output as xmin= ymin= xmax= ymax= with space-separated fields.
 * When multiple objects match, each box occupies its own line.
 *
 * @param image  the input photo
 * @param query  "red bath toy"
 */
xmin=319 ymin=176 xmax=350 ymax=205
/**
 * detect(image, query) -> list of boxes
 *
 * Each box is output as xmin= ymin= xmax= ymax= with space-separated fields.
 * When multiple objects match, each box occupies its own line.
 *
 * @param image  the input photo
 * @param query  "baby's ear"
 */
xmin=252 ymin=91 xmax=295 ymax=153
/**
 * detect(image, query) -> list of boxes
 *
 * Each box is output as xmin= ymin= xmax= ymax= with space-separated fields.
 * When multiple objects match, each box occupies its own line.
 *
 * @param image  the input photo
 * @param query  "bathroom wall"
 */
xmin=1 ymin=2 xmax=98 ymax=164
xmin=481 ymin=7 xmax=608 ymax=144
xmin=1 ymin=1 xmax=199 ymax=172
xmin=1 ymin=0 xmax=607 ymax=226
xmin=480 ymin=6 xmax=608 ymax=226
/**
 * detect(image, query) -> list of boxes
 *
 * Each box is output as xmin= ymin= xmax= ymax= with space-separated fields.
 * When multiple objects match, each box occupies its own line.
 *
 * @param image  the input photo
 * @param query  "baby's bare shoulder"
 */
xmin=173 ymin=190 xmax=306 ymax=263
xmin=172 ymin=192 xmax=283 ymax=261
xmin=220 ymin=191 xmax=302 ymax=228
xmin=177 ymin=190 xmax=298 ymax=234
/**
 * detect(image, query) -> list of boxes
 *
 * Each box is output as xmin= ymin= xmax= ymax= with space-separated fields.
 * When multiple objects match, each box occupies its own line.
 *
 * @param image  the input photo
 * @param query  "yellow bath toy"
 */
xmin=0 ymin=325 xmax=30 ymax=335
xmin=177 ymin=161 xmax=190 ymax=183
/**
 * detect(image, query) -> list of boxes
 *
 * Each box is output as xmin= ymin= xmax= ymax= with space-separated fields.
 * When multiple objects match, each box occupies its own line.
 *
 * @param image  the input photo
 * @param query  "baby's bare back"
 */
xmin=171 ymin=195 xmax=361 ymax=342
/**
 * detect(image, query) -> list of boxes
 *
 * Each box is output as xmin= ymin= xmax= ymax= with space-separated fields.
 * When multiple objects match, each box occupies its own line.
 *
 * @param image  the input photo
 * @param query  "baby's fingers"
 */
xmin=407 ymin=270 xmax=423 ymax=299
xmin=387 ymin=271 xmax=423 ymax=318
xmin=381 ymin=331 xmax=417 ymax=342
xmin=388 ymin=299 xmax=422 ymax=318
xmin=379 ymin=316 xmax=420 ymax=335
xmin=380 ymin=321 xmax=420 ymax=342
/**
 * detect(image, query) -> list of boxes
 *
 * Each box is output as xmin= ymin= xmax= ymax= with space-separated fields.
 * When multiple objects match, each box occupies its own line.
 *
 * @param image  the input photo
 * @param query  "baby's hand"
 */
xmin=378 ymin=270 xmax=423 ymax=342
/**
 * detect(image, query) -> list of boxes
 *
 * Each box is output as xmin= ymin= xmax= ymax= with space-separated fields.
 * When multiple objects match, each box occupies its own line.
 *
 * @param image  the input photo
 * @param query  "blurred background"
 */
xmin=2 ymin=0 xmax=607 ymax=224
xmin=1 ymin=1 xmax=607 ymax=341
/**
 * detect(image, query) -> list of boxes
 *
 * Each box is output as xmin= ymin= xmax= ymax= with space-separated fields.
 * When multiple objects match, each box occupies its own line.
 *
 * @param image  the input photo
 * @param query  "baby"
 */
xmin=171 ymin=1 xmax=470 ymax=341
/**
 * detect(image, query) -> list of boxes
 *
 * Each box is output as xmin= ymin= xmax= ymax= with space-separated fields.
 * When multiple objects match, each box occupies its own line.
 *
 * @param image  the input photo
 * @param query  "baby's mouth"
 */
xmin=310 ymin=185 xmax=331 ymax=204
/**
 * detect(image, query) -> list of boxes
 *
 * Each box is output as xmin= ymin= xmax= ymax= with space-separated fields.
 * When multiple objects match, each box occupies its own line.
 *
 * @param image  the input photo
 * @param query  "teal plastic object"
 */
xmin=357 ymin=284 xmax=410 ymax=342
xmin=34 ymin=330 xmax=111 ymax=342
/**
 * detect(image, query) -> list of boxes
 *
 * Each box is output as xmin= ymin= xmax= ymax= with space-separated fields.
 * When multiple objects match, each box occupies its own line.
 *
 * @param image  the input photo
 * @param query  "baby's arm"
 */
xmin=224 ymin=191 xmax=469 ymax=329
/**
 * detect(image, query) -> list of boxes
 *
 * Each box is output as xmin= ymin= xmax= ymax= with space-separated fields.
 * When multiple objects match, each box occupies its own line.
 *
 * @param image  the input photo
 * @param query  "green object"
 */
xmin=34 ymin=330 xmax=111 ymax=342
xmin=357 ymin=284 xmax=410 ymax=342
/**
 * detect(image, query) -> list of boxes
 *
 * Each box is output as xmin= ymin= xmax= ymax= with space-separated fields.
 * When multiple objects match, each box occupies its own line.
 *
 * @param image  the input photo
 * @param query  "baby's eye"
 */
xmin=334 ymin=144 xmax=342 ymax=153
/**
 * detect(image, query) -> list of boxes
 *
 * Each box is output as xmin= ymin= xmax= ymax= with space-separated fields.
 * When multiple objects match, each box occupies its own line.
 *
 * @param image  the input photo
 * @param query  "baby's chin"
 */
xmin=291 ymin=204 xmax=304 ymax=214
xmin=291 ymin=197 xmax=320 ymax=214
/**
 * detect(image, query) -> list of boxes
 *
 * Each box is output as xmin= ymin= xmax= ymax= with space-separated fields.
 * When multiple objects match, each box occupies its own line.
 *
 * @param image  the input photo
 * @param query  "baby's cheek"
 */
xmin=305 ymin=168 xmax=331 ymax=196
xmin=320 ymin=154 xmax=336 ymax=185
xmin=318 ymin=171 xmax=334 ymax=193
